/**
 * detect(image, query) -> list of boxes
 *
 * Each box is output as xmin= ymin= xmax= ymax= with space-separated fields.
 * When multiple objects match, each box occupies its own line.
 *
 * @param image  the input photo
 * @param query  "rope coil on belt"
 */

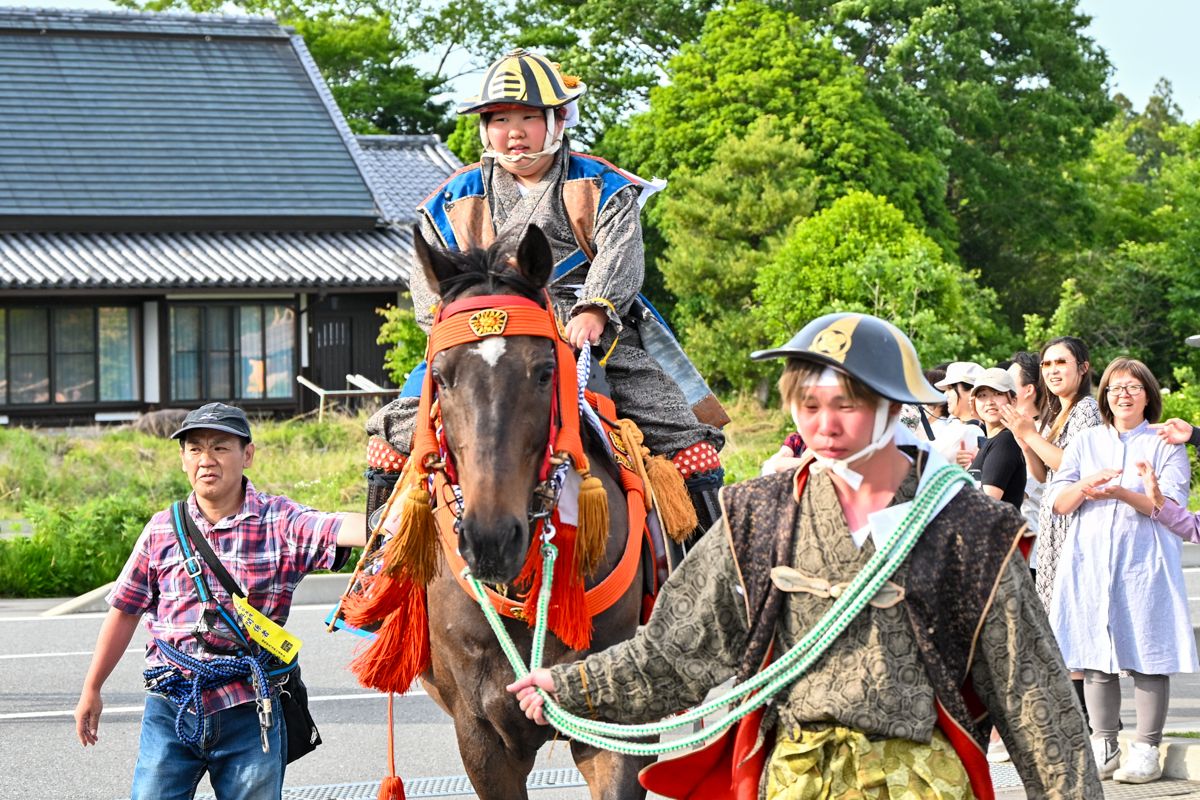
xmin=143 ymin=638 xmax=278 ymax=747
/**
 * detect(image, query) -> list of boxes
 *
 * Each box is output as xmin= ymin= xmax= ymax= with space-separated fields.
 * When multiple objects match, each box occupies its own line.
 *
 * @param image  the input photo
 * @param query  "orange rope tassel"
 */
xmin=340 ymin=570 xmax=405 ymax=628
xmin=377 ymin=692 xmax=406 ymax=800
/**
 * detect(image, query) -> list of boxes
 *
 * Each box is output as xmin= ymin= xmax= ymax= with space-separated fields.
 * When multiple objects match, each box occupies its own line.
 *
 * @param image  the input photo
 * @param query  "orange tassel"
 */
xmin=383 ymin=478 xmax=439 ymax=586
xmin=574 ymin=471 xmax=609 ymax=577
xmin=378 ymin=776 xmax=406 ymax=800
xmin=520 ymin=523 xmax=591 ymax=651
xmin=340 ymin=570 xmax=405 ymax=628
xmin=350 ymin=582 xmax=430 ymax=694
xmin=646 ymin=455 xmax=698 ymax=543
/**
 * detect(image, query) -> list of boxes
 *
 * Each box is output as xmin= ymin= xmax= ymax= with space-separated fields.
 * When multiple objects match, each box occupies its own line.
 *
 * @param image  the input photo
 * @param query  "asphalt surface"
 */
xmin=9 ymin=560 xmax=1200 ymax=799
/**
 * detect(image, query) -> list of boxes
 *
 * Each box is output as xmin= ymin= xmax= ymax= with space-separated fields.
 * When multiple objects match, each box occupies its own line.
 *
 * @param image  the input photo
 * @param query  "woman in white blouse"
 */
xmin=1049 ymin=357 xmax=1195 ymax=785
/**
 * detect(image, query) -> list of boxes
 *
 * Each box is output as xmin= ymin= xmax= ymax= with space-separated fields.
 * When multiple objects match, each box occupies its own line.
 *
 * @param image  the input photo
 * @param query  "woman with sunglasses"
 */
xmin=1048 ymin=358 xmax=1194 ymax=784
xmin=1000 ymin=337 xmax=1101 ymax=610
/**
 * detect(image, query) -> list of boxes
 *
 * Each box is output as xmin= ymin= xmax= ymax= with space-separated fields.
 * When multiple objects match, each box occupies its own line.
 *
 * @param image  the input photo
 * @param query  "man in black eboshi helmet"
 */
xmin=509 ymin=312 xmax=1100 ymax=799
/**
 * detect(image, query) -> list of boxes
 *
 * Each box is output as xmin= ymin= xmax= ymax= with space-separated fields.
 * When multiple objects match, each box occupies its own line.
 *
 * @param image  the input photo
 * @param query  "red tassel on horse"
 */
xmin=350 ymin=580 xmax=430 ymax=695
xmin=518 ymin=522 xmax=590 ymax=651
xmin=340 ymin=570 xmax=406 ymax=628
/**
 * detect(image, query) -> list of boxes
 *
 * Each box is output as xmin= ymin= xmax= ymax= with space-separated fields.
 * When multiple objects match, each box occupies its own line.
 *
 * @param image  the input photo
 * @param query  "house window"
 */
xmin=169 ymin=303 xmax=295 ymax=403
xmin=0 ymin=305 xmax=139 ymax=406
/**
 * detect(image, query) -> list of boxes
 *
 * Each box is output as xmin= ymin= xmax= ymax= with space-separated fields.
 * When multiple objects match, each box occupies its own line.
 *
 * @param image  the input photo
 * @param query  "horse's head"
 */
xmin=415 ymin=224 xmax=558 ymax=584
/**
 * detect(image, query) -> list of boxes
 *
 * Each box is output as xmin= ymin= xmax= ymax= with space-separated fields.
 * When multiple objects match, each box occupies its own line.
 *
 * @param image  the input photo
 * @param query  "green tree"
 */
xmin=781 ymin=0 xmax=1114 ymax=322
xmin=657 ymin=118 xmax=819 ymax=391
xmin=1022 ymin=244 xmax=1174 ymax=377
xmin=376 ymin=300 xmax=426 ymax=385
xmin=753 ymin=192 xmax=1010 ymax=370
xmin=604 ymin=2 xmax=953 ymax=248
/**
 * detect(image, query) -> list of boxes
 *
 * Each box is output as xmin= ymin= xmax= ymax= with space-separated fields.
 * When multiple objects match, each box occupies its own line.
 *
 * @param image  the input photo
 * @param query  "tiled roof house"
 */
xmin=0 ymin=8 xmax=460 ymax=424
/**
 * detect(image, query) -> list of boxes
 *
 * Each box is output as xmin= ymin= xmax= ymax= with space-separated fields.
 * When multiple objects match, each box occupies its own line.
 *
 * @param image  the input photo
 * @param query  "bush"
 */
xmin=0 ymin=415 xmax=369 ymax=597
xmin=0 ymin=492 xmax=155 ymax=597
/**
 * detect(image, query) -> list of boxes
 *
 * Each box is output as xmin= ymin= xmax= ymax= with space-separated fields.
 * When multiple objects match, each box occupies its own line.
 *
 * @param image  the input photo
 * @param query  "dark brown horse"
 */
xmin=412 ymin=224 xmax=651 ymax=799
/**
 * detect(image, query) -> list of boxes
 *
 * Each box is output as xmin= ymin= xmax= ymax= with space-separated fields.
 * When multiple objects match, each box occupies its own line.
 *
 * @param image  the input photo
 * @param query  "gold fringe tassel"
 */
xmin=646 ymin=455 xmax=698 ymax=543
xmin=382 ymin=469 xmax=439 ymax=586
xmin=574 ymin=471 xmax=609 ymax=578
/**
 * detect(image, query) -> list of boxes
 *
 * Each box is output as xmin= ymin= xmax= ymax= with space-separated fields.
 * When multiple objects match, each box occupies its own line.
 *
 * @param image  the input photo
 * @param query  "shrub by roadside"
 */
xmin=0 ymin=414 xmax=369 ymax=597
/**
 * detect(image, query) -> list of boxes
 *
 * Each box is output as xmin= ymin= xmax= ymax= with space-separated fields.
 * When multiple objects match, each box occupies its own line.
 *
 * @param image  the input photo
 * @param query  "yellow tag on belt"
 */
xmin=231 ymin=595 xmax=302 ymax=664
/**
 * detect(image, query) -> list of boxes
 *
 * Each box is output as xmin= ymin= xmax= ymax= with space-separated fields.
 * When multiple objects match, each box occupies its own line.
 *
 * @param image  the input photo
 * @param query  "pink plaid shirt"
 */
xmin=108 ymin=480 xmax=343 ymax=712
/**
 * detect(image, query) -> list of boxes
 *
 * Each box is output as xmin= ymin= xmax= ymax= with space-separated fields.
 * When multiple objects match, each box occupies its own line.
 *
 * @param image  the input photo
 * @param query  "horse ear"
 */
xmin=412 ymin=225 xmax=459 ymax=295
xmin=515 ymin=225 xmax=553 ymax=289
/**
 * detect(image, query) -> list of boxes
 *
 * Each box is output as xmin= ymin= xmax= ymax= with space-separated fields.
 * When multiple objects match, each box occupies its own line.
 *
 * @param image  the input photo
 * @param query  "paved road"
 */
xmin=9 ymin=560 xmax=1200 ymax=800
xmin=0 ymin=600 xmax=587 ymax=800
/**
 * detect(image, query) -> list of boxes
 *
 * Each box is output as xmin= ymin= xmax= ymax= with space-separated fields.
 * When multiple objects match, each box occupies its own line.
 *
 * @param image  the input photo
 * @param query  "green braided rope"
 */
xmin=465 ymin=464 xmax=969 ymax=756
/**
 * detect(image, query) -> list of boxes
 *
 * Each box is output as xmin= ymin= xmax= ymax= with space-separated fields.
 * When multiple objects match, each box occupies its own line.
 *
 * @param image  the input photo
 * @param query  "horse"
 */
xmin=410 ymin=224 xmax=653 ymax=800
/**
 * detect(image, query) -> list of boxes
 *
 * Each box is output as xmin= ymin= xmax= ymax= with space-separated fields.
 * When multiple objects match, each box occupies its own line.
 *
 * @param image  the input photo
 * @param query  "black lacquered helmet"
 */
xmin=751 ymin=312 xmax=943 ymax=405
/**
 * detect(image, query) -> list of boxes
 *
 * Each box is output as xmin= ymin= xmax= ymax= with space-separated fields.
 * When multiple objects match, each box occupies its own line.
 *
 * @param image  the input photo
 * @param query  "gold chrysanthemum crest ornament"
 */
xmin=469 ymin=309 xmax=509 ymax=337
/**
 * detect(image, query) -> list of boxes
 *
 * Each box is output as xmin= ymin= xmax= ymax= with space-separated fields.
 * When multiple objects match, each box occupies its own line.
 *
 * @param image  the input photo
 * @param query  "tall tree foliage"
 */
xmin=754 ymin=192 xmax=1011 ymax=369
xmin=605 ymin=2 xmax=954 ymax=249
xmin=657 ymin=118 xmax=819 ymax=391
xmin=784 ymin=0 xmax=1114 ymax=320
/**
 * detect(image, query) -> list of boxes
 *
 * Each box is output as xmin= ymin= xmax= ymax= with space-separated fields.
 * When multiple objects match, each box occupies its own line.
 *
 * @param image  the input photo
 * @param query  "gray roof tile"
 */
xmin=355 ymin=135 xmax=462 ymax=223
xmin=0 ymin=228 xmax=412 ymax=289
xmin=0 ymin=8 xmax=379 ymax=226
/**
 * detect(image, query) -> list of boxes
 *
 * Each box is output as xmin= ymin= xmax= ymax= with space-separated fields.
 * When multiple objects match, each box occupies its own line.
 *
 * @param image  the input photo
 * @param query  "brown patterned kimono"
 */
xmin=550 ymin=451 xmax=1101 ymax=799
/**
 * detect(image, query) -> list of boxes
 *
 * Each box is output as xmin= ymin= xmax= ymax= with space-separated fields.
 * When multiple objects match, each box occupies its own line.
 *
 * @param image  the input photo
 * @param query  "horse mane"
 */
xmin=435 ymin=240 xmax=547 ymax=306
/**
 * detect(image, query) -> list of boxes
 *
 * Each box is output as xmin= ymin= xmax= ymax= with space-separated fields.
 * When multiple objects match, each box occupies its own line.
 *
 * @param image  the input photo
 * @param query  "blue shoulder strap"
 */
xmin=420 ymin=165 xmax=486 ymax=251
xmin=169 ymin=501 xmax=251 ymax=651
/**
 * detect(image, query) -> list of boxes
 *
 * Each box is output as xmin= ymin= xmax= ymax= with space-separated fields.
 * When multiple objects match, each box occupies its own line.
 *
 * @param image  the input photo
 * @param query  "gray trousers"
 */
xmin=1084 ymin=669 xmax=1170 ymax=746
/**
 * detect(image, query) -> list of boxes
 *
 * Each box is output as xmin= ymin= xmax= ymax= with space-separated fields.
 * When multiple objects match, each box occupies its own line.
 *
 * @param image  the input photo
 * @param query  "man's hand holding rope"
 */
xmin=508 ymin=670 xmax=556 ymax=725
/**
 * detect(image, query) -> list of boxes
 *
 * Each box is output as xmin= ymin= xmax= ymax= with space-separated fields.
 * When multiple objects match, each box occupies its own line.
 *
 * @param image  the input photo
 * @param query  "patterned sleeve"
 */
xmin=278 ymin=498 xmax=343 ymax=575
xmin=548 ymin=518 xmax=748 ymax=723
xmin=1065 ymin=397 xmax=1102 ymax=444
xmin=571 ymin=186 xmax=645 ymax=327
xmin=106 ymin=519 xmax=157 ymax=616
xmin=970 ymin=557 xmax=1103 ymax=798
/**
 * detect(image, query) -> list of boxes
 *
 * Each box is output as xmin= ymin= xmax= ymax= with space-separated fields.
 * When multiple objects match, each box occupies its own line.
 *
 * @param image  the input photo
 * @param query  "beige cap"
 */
xmin=971 ymin=367 xmax=1016 ymax=396
xmin=933 ymin=361 xmax=983 ymax=389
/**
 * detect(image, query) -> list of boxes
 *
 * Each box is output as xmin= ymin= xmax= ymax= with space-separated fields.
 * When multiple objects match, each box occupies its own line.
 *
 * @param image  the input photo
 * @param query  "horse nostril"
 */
xmin=458 ymin=514 xmax=529 ymax=583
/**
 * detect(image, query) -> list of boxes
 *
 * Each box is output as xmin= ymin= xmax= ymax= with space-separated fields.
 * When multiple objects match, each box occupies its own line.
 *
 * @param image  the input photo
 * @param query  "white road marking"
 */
xmin=0 ymin=647 xmax=139 ymax=660
xmin=0 ymin=689 xmax=424 ymax=721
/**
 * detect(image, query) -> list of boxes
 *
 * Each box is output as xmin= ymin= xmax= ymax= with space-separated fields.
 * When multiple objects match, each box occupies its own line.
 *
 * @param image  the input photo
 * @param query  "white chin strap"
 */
xmin=480 ymin=107 xmax=564 ymax=166
xmin=803 ymin=368 xmax=898 ymax=490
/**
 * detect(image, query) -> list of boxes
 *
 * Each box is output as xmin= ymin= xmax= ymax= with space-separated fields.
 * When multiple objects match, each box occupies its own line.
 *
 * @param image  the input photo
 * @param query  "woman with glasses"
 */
xmin=1048 ymin=357 xmax=1195 ymax=784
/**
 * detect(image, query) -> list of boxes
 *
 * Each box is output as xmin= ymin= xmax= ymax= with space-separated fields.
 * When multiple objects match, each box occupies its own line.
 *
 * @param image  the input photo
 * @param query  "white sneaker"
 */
xmin=1091 ymin=738 xmax=1120 ymax=780
xmin=986 ymin=738 xmax=1010 ymax=763
xmin=1114 ymin=741 xmax=1162 ymax=784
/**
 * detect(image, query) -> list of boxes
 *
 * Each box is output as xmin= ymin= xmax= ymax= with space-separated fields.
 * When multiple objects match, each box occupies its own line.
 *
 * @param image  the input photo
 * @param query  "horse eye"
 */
xmin=536 ymin=365 xmax=555 ymax=387
xmin=431 ymin=368 xmax=447 ymax=388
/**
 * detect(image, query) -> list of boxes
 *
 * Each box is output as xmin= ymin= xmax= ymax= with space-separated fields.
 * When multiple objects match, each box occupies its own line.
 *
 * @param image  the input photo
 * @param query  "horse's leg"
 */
xmin=450 ymin=713 xmax=537 ymax=800
xmin=570 ymin=741 xmax=651 ymax=800
xmin=426 ymin=571 xmax=547 ymax=800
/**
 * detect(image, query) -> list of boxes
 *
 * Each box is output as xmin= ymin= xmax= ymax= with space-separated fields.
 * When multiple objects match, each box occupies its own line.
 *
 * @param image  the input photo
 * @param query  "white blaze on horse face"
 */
xmin=472 ymin=337 xmax=507 ymax=367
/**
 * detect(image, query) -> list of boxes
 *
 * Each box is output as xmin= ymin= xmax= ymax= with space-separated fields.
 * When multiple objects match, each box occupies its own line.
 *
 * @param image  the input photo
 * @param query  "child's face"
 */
xmin=485 ymin=108 xmax=558 ymax=182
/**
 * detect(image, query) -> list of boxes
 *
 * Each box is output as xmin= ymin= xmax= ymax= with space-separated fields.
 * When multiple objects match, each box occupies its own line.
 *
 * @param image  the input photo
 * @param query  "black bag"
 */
xmin=278 ymin=665 xmax=322 ymax=763
xmin=171 ymin=501 xmax=323 ymax=764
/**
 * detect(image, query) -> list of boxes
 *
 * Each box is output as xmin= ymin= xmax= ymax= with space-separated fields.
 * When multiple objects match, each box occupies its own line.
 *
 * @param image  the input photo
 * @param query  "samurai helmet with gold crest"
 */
xmin=751 ymin=312 xmax=942 ymax=406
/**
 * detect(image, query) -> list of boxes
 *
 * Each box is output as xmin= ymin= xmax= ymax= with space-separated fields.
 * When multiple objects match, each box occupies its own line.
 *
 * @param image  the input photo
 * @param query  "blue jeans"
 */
xmin=131 ymin=693 xmax=286 ymax=800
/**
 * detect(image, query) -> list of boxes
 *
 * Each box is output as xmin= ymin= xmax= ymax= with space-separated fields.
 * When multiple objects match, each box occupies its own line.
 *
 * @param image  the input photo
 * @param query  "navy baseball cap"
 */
xmin=170 ymin=402 xmax=253 ymax=442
